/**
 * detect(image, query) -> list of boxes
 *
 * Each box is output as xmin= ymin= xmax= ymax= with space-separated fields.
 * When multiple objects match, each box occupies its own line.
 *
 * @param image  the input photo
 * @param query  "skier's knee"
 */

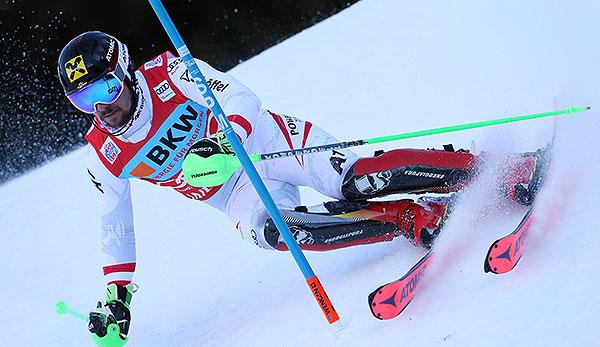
xmin=263 ymin=218 xmax=282 ymax=250
xmin=234 ymin=217 xmax=279 ymax=251
xmin=263 ymin=214 xmax=316 ymax=251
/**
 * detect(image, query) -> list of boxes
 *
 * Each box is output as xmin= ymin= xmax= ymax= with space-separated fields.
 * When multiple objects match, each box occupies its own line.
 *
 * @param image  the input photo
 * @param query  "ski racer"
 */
xmin=57 ymin=31 xmax=543 ymax=341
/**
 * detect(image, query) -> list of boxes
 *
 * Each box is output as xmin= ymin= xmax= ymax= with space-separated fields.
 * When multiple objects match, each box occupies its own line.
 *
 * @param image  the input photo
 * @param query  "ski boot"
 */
xmin=502 ymin=146 xmax=552 ymax=206
xmin=365 ymin=197 xmax=451 ymax=248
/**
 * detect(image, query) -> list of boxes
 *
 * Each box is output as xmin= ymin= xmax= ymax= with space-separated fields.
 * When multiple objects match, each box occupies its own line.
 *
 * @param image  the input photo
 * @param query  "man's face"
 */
xmin=93 ymin=83 xmax=133 ymax=128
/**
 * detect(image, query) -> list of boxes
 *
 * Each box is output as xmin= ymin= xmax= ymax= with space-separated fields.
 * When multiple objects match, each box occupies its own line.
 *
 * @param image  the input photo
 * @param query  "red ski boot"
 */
xmin=367 ymin=198 xmax=450 ymax=248
xmin=501 ymin=147 xmax=551 ymax=205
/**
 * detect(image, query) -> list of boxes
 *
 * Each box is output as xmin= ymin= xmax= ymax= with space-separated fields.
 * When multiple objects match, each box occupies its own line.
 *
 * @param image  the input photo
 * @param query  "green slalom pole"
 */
xmin=365 ymin=105 xmax=590 ymax=145
xmin=55 ymin=301 xmax=127 ymax=347
xmin=183 ymin=106 xmax=590 ymax=187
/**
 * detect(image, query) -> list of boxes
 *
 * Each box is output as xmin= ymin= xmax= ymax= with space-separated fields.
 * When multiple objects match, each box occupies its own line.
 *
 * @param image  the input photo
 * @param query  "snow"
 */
xmin=1 ymin=0 xmax=599 ymax=346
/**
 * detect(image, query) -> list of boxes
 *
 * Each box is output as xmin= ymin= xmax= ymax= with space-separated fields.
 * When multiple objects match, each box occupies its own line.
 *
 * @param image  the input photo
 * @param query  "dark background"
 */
xmin=0 ymin=0 xmax=358 ymax=184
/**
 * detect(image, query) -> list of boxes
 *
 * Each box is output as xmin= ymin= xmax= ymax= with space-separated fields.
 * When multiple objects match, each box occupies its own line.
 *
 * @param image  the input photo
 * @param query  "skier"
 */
xmin=57 ymin=31 xmax=542 ymax=341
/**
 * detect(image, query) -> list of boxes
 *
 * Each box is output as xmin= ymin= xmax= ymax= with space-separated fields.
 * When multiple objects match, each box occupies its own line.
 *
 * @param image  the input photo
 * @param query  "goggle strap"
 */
xmin=113 ymin=61 xmax=126 ymax=82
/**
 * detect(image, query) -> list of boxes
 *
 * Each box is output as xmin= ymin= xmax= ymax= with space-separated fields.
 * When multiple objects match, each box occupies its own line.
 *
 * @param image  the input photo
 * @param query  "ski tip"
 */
xmin=483 ymin=256 xmax=496 ymax=273
xmin=484 ymin=241 xmax=501 ymax=274
xmin=587 ymin=106 xmax=592 ymax=110
xmin=368 ymin=285 xmax=397 ymax=320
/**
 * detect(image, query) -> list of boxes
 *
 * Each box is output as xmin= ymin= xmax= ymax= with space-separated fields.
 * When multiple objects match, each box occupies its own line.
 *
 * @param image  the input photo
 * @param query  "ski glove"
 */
xmin=88 ymin=283 xmax=136 ymax=341
xmin=182 ymin=132 xmax=252 ymax=187
xmin=188 ymin=132 xmax=234 ymax=158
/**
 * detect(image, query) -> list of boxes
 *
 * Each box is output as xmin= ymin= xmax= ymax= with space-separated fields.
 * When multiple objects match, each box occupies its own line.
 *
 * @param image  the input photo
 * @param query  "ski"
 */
xmin=368 ymin=127 xmax=557 ymax=319
xmin=368 ymin=251 xmax=433 ymax=320
xmin=484 ymin=130 xmax=555 ymax=274
xmin=484 ymin=207 xmax=535 ymax=274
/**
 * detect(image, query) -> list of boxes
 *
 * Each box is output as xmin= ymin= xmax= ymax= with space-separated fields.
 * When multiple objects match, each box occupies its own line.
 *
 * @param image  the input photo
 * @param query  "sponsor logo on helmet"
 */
xmin=119 ymin=42 xmax=130 ymax=67
xmin=153 ymin=80 xmax=175 ymax=102
xmin=65 ymin=54 xmax=88 ymax=82
xmin=105 ymin=39 xmax=116 ymax=62
xmin=101 ymin=137 xmax=121 ymax=164
xmin=144 ymin=55 xmax=163 ymax=70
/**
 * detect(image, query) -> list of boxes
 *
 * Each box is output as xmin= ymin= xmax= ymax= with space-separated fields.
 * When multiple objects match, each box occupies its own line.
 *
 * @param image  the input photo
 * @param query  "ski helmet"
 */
xmin=58 ymin=31 xmax=139 ymax=134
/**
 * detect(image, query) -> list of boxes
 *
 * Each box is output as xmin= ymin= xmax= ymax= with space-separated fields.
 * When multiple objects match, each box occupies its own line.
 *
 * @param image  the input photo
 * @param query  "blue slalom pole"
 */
xmin=147 ymin=0 xmax=339 ymax=324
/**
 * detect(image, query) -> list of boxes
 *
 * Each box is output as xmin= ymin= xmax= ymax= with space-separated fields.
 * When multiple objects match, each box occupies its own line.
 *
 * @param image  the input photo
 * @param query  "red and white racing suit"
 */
xmin=86 ymin=52 xmax=358 ymax=286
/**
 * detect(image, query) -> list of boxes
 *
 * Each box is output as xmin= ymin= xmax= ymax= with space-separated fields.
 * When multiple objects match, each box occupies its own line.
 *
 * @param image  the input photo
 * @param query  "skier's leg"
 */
xmin=248 ymin=109 xmax=543 ymax=205
xmin=224 ymin=174 xmax=392 ymax=251
xmin=264 ymin=197 xmax=451 ymax=250
xmin=341 ymin=146 xmax=476 ymax=200
xmin=224 ymin=177 xmax=301 ymax=250
xmin=341 ymin=145 xmax=543 ymax=205
xmin=225 ymin=175 xmax=451 ymax=251
xmin=245 ymin=110 xmax=360 ymax=200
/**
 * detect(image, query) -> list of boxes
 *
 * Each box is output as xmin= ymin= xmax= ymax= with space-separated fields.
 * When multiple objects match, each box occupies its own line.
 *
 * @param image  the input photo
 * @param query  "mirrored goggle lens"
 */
xmin=67 ymin=74 xmax=124 ymax=114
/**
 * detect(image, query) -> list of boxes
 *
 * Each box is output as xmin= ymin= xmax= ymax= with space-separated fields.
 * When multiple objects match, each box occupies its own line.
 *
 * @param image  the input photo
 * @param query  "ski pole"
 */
xmin=55 ymin=300 xmax=127 ymax=347
xmin=147 ymin=0 xmax=340 ymax=325
xmin=183 ymin=105 xmax=590 ymax=187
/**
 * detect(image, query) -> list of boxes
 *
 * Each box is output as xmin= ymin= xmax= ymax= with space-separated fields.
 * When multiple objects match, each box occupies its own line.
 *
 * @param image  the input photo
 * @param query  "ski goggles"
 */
xmin=66 ymin=62 xmax=126 ymax=114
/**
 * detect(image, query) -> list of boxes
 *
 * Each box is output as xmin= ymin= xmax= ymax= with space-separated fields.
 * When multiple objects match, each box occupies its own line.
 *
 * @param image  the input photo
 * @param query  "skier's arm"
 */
xmin=87 ymin=146 xmax=136 ymax=286
xmin=169 ymin=57 xmax=261 ymax=142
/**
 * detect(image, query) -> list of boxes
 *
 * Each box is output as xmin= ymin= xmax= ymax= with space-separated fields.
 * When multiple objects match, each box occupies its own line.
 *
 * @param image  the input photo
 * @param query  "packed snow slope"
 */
xmin=1 ymin=0 xmax=599 ymax=346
